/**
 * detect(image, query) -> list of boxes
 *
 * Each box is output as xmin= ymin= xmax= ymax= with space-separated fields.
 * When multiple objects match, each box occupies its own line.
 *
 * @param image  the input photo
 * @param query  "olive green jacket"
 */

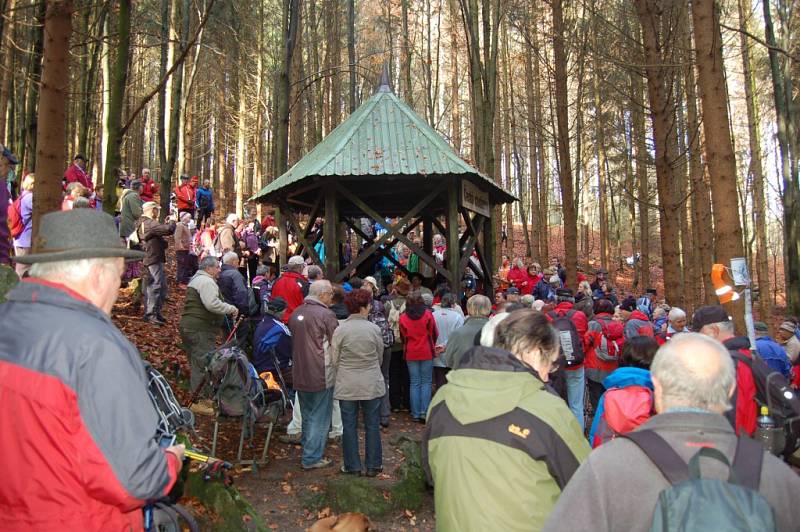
xmin=423 ymin=346 xmax=590 ymax=532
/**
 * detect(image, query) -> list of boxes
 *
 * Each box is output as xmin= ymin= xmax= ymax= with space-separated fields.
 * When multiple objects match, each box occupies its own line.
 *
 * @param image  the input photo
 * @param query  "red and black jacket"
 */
xmin=0 ymin=279 xmax=179 ymax=531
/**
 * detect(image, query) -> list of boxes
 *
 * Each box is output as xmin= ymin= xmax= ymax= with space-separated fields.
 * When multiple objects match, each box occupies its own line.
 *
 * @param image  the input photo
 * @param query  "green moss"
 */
xmin=0 ymin=265 xmax=19 ymax=303
xmin=313 ymin=477 xmax=392 ymax=518
xmin=390 ymin=439 xmax=427 ymax=511
xmin=185 ymin=470 xmax=268 ymax=531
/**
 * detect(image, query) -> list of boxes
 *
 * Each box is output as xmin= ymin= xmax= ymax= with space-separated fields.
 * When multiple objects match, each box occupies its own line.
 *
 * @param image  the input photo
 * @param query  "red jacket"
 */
xmin=0 ymin=279 xmax=180 ymax=531
xmin=723 ymin=337 xmax=757 ymax=436
xmin=547 ymin=302 xmax=588 ymax=369
xmin=175 ymin=183 xmax=196 ymax=210
xmin=399 ymin=309 xmax=439 ymax=361
xmin=64 ymin=163 xmax=93 ymax=191
xmin=139 ymin=176 xmax=158 ymax=202
xmin=271 ymin=271 xmax=308 ymax=323
xmin=585 ymin=312 xmax=624 ymax=377
xmin=507 ymin=267 xmax=539 ymax=295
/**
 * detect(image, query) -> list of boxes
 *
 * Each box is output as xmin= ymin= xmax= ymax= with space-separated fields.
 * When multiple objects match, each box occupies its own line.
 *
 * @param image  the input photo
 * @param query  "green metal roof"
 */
xmin=252 ymin=78 xmax=515 ymax=204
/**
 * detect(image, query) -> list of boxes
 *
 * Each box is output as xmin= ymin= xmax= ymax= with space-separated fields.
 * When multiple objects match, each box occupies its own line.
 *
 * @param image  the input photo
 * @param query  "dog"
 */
xmin=308 ymin=512 xmax=372 ymax=532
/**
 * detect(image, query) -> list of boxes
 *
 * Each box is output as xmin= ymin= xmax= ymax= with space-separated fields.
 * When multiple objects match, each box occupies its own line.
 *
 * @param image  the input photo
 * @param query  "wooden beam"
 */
xmin=276 ymin=207 xmax=288 ymax=267
xmin=335 ymin=216 xmax=424 ymax=282
xmin=481 ymin=213 xmax=495 ymax=296
xmin=323 ymin=181 xmax=340 ymax=279
xmin=446 ymin=177 xmax=461 ymax=290
xmin=334 ymin=184 xmax=447 ymax=281
xmin=281 ymin=201 xmax=322 ymax=266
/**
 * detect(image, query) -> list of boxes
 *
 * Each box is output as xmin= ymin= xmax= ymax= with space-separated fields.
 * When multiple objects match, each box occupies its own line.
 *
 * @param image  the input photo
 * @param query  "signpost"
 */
xmin=461 ymin=180 xmax=490 ymax=217
xmin=731 ymin=257 xmax=756 ymax=349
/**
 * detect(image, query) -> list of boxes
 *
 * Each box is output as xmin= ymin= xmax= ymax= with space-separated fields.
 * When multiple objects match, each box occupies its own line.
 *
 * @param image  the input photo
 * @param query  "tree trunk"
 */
xmin=448 ymin=0 xmax=460 ymax=151
xmin=737 ymin=0 xmax=770 ymax=320
xmin=102 ymin=0 xmax=131 ymax=214
xmin=763 ymin=0 xmax=800 ymax=315
xmin=631 ymin=60 xmax=649 ymax=290
xmin=347 ymin=0 xmax=356 ymax=113
xmin=0 ymin=0 xmax=15 ymax=145
xmin=289 ymin=0 xmax=304 ymax=165
xmin=273 ymin=0 xmax=300 ymax=178
xmin=592 ymin=36 xmax=609 ymax=271
xmin=552 ymin=0 xmax=576 ymax=288
xmin=691 ymin=0 xmax=746 ymax=327
xmin=23 ymin=1 xmax=46 ymax=172
xmin=33 ymin=0 xmax=73 ymax=236
xmin=634 ymin=0 xmax=684 ymax=306
xmin=401 ymin=0 xmax=412 ymax=105
xmin=523 ymin=42 xmax=540 ymax=263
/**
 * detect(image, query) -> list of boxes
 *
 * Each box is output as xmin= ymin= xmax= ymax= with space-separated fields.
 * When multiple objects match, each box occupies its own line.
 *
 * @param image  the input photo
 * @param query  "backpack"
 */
xmin=388 ymin=298 xmax=406 ymax=345
xmin=7 ymin=191 xmax=28 ymax=238
xmin=547 ymin=310 xmax=585 ymax=366
xmin=592 ymin=386 xmax=654 ymax=447
xmin=208 ymin=347 xmax=269 ymax=422
xmin=197 ymin=190 xmax=211 ymax=210
xmin=730 ymin=350 xmax=800 ymax=457
xmin=623 ymin=430 xmax=776 ymax=532
xmin=594 ymin=315 xmax=622 ymax=362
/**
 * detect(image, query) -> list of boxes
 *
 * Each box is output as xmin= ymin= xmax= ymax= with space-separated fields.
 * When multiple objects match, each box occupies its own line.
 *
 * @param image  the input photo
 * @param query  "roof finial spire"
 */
xmin=377 ymin=63 xmax=392 ymax=93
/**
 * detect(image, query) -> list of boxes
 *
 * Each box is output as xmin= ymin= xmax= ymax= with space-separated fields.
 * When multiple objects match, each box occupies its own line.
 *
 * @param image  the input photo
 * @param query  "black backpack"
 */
xmin=624 ymin=430 xmax=776 ymax=532
xmin=547 ymin=310 xmax=585 ymax=366
xmin=730 ymin=350 xmax=800 ymax=457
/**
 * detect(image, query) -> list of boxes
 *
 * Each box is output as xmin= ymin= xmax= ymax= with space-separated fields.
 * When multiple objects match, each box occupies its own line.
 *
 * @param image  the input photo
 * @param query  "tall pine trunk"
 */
xmin=691 ymin=0 xmax=745 ymax=327
xmin=33 ymin=0 xmax=73 ymax=235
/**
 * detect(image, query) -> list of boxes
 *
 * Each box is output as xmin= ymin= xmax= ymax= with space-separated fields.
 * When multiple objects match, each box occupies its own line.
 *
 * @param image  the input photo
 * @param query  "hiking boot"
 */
xmin=364 ymin=468 xmax=383 ymax=478
xmin=340 ymin=465 xmax=361 ymax=476
xmin=278 ymin=432 xmax=302 ymax=444
xmin=189 ymin=399 xmax=214 ymax=416
xmin=144 ymin=316 xmax=166 ymax=326
xmin=302 ymin=458 xmax=333 ymax=470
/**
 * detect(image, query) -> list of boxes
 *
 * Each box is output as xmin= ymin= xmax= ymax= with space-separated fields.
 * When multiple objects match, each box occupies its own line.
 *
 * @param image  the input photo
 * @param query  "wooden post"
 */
xmin=324 ymin=181 xmax=340 ymax=279
xmin=447 ymin=177 xmax=461 ymax=290
xmin=423 ymin=215 xmax=433 ymax=281
xmin=483 ymin=211 xmax=495 ymax=296
xmin=277 ymin=206 xmax=288 ymax=267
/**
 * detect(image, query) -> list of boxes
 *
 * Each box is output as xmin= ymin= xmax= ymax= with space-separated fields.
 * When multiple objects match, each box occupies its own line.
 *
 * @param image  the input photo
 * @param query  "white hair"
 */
xmin=309 ymin=280 xmax=332 ymax=298
xmin=466 ymin=294 xmax=492 ymax=318
xmin=199 ymin=256 xmax=220 ymax=270
xmin=30 ymin=257 xmax=120 ymax=281
xmin=480 ymin=312 xmax=509 ymax=347
xmin=651 ymin=333 xmax=735 ymax=413
xmin=668 ymin=307 xmax=686 ymax=321
xmin=222 ymin=251 xmax=239 ymax=265
xmin=226 ymin=213 xmax=239 ymax=225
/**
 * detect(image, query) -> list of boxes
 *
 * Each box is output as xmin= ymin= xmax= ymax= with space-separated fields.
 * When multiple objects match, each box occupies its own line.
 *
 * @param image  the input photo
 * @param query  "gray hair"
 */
xmin=651 ymin=333 xmax=735 ymax=413
xmin=222 ymin=251 xmax=239 ymax=265
xmin=480 ymin=312 xmax=509 ymax=347
xmin=30 ymin=257 xmax=120 ymax=281
xmin=466 ymin=294 xmax=492 ymax=318
xmin=309 ymin=280 xmax=332 ymax=298
xmin=440 ymin=293 xmax=456 ymax=308
xmin=668 ymin=307 xmax=686 ymax=321
xmin=199 ymin=256 xmax=220 ymax=271
xmin=701 ymin=320 xmax=735 ymax=335
xmin=520 ymin=294 xmax=535 ymax=308
xmin=307 ymin=265 xmax=323 ymax=281
xmin=226 ymin=213 xmax=239 ymax=225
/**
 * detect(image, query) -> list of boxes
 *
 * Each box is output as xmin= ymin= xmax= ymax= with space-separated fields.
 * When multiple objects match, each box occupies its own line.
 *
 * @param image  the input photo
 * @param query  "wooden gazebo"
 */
xmin=252 ymin=70 xmax=515 ymax=294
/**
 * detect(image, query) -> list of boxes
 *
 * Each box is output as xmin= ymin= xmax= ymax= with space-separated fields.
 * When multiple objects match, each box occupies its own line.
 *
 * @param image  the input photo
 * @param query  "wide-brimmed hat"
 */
xmin=16 ymin=209 xmax=145 ymax=264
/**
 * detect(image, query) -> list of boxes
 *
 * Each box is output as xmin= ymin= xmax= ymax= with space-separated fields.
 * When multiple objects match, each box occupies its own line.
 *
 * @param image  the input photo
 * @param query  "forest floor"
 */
xmin=112 ymin=253 xmax=435 ymax=531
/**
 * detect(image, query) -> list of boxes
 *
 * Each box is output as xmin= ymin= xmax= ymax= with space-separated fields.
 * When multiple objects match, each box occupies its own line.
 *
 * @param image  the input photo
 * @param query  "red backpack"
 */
xmin=594 ymin=315 xmax=623 ymax=362
xmin=7 ymin=191 xmax=29 ymax=238
xmin=592 ymin=386 xmax=655 ymax=447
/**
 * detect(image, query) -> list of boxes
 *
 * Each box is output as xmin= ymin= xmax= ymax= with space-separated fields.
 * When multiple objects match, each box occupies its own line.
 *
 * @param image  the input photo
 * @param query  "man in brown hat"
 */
xmin=0 ymin=209 xmax=184 ymax=530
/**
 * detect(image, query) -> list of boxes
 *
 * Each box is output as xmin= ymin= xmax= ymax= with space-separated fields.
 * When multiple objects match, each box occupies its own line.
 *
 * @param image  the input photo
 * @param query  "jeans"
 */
xmin=143 ymin=262 xmax=167 ymax=319
xmin=407 ymin=359 xmax=433 ymax=419
xmin=566 ymin=367 xmax=586 ymax=431
xmin=298 ymin=388 xmax=334 ymax=467
xmin=287 ymin=395 xmax=342 ymax=438
xmin=380 ymin=347 xmax=391 ymax=424
xmin=340 ymin=398 xmax=382 ymax=472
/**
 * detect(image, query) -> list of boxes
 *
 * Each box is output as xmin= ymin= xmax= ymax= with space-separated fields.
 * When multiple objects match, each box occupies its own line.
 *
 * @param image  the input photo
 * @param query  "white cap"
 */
xmin=288 ymin=255 xmax=305 ymax=266
xmin=364 ymin=275 xmax=378 ymax=288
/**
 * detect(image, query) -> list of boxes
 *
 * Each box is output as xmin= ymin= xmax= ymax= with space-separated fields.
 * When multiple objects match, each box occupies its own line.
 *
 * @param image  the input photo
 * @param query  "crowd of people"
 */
xmin=2 ymin=144 xmax=800 ymax=530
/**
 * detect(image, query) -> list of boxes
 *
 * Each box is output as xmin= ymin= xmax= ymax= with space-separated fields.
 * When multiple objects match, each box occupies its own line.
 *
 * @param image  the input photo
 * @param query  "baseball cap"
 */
xmin=754 ymin=321 xmax=769 ymax=334
xmin=142 ymin=201 xmax=160 ymax=212
xmin=363 ymin=276 xmax=378 ymax=289
xmin=556 ymin=288 xmax=573 ymax=298
xmin=506 ymin=287 xmax=520 ymax=295
xmin=691 ymin=305 xmax=730 ymax=332
xmin=267 ymin=297 xmax=288 ymax=313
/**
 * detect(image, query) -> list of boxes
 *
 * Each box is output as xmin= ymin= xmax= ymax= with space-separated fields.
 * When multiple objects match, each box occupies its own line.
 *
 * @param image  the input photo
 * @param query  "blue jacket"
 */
xmin=588 ymin=367 xmax=652 ymax=446
xmin=755 ymin=336 xmax=792 ymax=379
xmin=253 ymin=314 xmax=293 ymax=374
xmin=218 ymin=264 xmax=251 ymax=316
xmin=195 ymin=186 xmax=214 ymax=212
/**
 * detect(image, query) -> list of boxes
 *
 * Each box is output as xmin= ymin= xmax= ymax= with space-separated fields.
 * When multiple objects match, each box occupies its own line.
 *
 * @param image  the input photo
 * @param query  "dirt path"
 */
xmin=112 ymin=256 xmax=435 ymax=530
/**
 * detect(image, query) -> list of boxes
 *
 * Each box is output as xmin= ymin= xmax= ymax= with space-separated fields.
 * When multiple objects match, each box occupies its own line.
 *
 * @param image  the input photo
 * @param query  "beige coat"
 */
xmin=331 ymin=315 xmax=385 ymax=401
xmin=174 ymin=222 xmax=192 ymax=251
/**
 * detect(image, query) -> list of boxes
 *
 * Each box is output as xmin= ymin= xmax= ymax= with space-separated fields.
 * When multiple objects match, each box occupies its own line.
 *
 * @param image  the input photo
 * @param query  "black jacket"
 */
xmin=139 ymin=217 xmax=176 ymax=266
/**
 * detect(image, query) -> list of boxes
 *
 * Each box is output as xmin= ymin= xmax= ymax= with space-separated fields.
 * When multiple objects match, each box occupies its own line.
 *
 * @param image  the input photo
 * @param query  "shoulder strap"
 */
xmin=566 ymin=309 xmax=576 ymax=319
xmin=621 ymin=429 xmax=689 ymax=485
xmin=731 ymin=436 xmax=763 ymax=491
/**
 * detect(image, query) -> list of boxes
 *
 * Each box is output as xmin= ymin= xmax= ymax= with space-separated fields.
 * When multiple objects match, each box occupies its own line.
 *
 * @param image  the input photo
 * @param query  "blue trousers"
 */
xmin=566 ymin=367 xmax=586 ymax=431
xmin=407 ymin=359 xmax=433 ymax=419
xmin=340 ymin=398 xmax=382 ymax=472
xmin=298 ymin=388 xmax=333 ymax=467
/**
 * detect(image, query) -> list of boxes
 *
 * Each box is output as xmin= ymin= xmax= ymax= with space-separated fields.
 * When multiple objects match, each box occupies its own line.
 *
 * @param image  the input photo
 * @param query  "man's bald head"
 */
xmin=650 ymin=332 xmax=736 ymax=414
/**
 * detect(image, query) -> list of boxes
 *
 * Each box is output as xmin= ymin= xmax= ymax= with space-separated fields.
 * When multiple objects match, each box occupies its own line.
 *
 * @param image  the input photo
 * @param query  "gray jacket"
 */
xmin=543 ymin=412 xmax=800 ymax=532
xmin=444 ymin=316 xmax=489 ymax=369
xmin=119 ymin=189 xmax=143 ymax=238
xmin=331 ymin=314 xmax=385 ymax=401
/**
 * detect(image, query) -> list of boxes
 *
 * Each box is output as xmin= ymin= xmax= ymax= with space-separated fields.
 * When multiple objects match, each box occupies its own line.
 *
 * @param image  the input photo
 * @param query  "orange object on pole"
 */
xmin=711 ymin=263 xmax=740 ymax=304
